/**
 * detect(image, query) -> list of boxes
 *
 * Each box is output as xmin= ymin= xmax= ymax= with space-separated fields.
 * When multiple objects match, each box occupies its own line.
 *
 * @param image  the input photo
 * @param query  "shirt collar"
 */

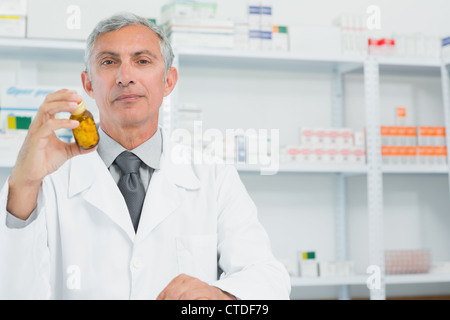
xmin=97 ymin=126 xmax=162 ymax=170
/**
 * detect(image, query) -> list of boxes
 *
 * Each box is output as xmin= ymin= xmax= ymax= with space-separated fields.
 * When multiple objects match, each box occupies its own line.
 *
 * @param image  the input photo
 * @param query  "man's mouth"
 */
xmin=115 ymin=94 xmax=143 ymax=102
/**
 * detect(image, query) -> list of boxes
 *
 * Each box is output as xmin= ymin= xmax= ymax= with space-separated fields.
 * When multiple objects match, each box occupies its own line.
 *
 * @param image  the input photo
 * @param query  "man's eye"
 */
xmin=138 ymin=59 xmax=150 ymax=65
xmin=102 ymin=60 xmax=114 ymax=65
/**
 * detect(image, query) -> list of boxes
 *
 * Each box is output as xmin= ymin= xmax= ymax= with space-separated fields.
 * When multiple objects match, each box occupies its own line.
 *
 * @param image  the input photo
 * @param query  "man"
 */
xmin=0 ymin=12 xmax=290 ymax=299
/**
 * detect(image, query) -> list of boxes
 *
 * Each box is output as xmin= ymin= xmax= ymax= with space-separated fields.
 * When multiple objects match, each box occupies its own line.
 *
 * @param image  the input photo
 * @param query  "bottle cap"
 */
xmin=71 ymin=101 xmax=86 ymax=116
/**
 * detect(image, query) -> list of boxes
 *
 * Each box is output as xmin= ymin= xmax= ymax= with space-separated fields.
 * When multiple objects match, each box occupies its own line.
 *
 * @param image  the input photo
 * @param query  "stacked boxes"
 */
xmin=237 ymin=1 xmax=288 ymax=51
xmin=298 ymin=251 xmax=318 ymax=278
xmin=161 ymin=1 xmax=234 ymax=49
xmin=368 ymin=38 xmax=396 ymax=56
xmin=0 ymin=0 xmax=27 ymax=38
xmin=417 ymin=126 xmax=447 ymax=165
xmin=282 ymin=127 xmax=365 ymax=165
xmin=381 ymin=126 xmax=417 ymax=165
xmin=234 ymin=19 xmax=250 ymax=50
xmin=161 ymin=0 xmax=217 ymax=21
xmin=272 ymin=25 xmax=289 ymax=51
xmin=385 ymin=249 xmax=431 ymax=275
xmin=333 ymin=13 xmax=368 ymax=56
xmin=381 ymin=125 xmax=447 ymax=166
xmin=297 ymin=251 xmax=355 ymax=278
xmin=247 ymin=0 xmax=273 ymax=50
xmin=319 ymin=261 xmax=355 ymax=277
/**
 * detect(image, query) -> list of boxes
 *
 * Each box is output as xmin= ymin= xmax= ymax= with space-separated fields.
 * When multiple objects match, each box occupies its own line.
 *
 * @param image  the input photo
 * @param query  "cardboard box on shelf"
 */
xmin=0 ymin=15 xmax=26 ymax=38
xmin=161 ymin=0 xmax=217 ymax=23
xmin=385 ymin=249 xmax=431 ymax=275
xmin=0 ymin=0 xmax=27 ymax=15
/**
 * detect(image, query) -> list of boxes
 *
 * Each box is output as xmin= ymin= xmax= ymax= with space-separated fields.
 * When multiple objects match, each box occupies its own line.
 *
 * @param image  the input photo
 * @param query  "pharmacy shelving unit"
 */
xmin=172 ymin=47 xmax=450 ymax=300
xmin=1 ymin=38 xmax=450 ymax=299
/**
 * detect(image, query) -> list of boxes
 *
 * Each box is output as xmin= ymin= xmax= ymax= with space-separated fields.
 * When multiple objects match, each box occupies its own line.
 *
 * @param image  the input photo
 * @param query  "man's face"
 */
xmin=82 ymin=24 xmax=177 ymax=132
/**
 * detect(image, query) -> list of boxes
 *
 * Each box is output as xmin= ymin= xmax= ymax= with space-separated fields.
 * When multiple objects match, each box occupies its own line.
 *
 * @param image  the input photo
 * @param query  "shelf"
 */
xmin=385 ymin=273 xmax=450 ymax=284
xmin=1 ymin=152 xmax=448 ymax=175
xmin=0 ymin=38 xmax=445 ymax=73
xmin=291 ymin=275 xmax=367 ymax=286
xmin=382 ymin=164 xmax=449 ymax=174
xmin=0 ymin=37 xmax=85 ymax=62
xmin=291 ymin=273 xmax=450 ymax=287
xmin=235 ymin=163 xmax=449 ymax=175
xmin=175 ymin=46 xmax=365 ymax=73
xmin=235 ymin=163 xmax=367 ymax=174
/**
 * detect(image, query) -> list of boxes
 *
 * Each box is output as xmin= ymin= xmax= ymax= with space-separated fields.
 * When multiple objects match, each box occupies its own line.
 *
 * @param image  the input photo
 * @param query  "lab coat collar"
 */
xmin=68 ymin=127 xmax=201 ymax=242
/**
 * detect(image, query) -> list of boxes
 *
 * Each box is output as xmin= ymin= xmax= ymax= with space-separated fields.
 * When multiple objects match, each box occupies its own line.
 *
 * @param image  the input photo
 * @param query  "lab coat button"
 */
xmin=131 ymin=257 xmax=143 ymax=269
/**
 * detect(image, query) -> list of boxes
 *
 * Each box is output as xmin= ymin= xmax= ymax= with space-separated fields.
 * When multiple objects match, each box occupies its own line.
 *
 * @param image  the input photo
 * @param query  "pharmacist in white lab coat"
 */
xmin=0 ymin=12 xmax=290 ymax=300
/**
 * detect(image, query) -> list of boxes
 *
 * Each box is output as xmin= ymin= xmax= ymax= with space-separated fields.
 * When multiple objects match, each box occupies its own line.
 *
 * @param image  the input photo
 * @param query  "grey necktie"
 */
xmin=114 ymin=151 xmax=145 ymax=232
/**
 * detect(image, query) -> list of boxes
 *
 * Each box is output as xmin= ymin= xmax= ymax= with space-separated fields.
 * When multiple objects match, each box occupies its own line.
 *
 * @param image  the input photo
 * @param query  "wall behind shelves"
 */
xmin=178 ymin=65 xmax=333 ymax=147
xmin=344 ymin=73 xmax=445 ymax=130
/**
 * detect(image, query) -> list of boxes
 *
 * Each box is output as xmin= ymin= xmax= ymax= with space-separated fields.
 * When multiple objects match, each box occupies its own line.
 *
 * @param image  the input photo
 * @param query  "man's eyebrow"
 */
xmin=133 ymin=50 xmax=159 ymax=60
xmin=95 ymin=51 xmax=120 ymax=60
xmin=95 ymin=50 xmax=159 ymax=60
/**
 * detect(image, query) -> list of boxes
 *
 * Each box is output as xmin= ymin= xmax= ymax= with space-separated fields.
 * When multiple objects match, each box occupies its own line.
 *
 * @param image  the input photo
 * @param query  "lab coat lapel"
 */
xmin=135 ymin=131 xmax=201 ymax=242
xmin=68 ymin=151 xmax=135 ymax=241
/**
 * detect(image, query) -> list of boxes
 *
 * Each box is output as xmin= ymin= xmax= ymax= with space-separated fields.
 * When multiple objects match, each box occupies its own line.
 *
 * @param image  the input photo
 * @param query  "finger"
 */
xmin=157 ymin=274 xmax=190 ymax=300
xmin=32 ymin=101 xmax=80 ymax=129
xmin=44 ymin=89 xmax=83 ymax=104
xmin=41 ymin=100 xmax=80 ymax=117
xmin=36 ymin=118 xmax=80 ymax=139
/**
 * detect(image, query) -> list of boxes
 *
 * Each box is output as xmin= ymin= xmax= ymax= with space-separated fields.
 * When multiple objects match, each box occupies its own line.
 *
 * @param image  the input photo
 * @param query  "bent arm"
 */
xmin=212 ymin=166 xmax=291 ymax=300
xmin=6 ymin=173 xmax=41 ymax=221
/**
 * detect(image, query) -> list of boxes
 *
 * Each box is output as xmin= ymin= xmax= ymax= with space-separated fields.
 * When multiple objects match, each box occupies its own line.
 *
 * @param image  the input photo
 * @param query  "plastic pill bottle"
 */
xmin=70 ymin=100 xmax=99 ymax=150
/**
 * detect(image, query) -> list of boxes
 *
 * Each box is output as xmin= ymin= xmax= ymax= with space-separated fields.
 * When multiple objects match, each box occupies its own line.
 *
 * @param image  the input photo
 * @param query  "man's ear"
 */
xmin=81 ymin=71 xmax=95 ymax=99
xmin=163 ymin=67 xmax=178 ymax=97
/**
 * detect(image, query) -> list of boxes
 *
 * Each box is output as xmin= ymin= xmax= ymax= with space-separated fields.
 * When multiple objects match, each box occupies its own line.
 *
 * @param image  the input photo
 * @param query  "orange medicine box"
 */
xmin=381 ymin=145 xmax=417 ymax=165
xmin=418 ymin=126 xmax=446 ymax=146
xmin=381 ymin=126 xmax=417 ymax=146
xmin=417 ymin=146 xmax=447 ymax=165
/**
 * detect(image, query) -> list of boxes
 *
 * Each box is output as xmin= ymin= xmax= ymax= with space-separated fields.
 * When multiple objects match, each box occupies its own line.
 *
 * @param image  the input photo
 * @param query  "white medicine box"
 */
xmin=0 ymin=0 xmax=27 ymax=15
xmin=0 ymin=15 xmax=26 ymax=38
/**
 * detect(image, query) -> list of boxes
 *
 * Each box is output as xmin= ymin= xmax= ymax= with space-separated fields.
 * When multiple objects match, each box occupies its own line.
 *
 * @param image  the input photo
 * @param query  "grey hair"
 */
xmin=84 ymin=12 xmax=174 ymax=81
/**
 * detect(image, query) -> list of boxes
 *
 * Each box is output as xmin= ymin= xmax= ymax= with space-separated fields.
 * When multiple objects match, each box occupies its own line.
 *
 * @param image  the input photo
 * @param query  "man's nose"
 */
xmin=116 ymin=63 xmax=135 ymax=87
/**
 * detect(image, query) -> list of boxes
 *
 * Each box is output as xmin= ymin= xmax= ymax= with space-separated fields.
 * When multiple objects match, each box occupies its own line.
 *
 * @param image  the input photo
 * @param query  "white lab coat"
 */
xmin=0 ymin=129 xmax=290 ymax=300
